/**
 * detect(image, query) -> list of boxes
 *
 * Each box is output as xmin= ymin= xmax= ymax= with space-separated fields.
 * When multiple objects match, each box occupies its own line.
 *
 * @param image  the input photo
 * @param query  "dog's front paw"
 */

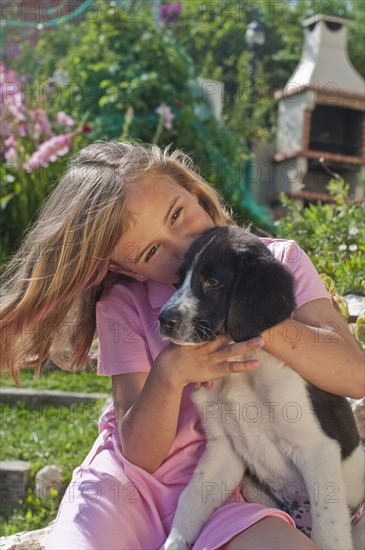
xmin=160 ymin=532 xmax=192 ymax=550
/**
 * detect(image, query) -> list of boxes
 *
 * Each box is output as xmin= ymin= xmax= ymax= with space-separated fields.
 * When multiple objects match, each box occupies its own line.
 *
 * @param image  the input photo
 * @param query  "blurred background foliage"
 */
xmin=1 ymin=0 xmax=364 ymax=292
xmin=169 ymin=0 xmax=364 ymax=142
xmin=276 ymin=179 xmax=365 ymax=295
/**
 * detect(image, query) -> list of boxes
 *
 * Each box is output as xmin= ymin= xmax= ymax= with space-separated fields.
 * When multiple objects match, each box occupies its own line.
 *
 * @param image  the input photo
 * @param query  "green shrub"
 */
xmin=320 ymin=275 xmax=365 ymax=351
xmin=276 ymin=179 xmax=365 ymax=295
xmin=13 ymin=0 xmax=271 ymax=231
xmin=0 ymin=62 xmax=90 ymax=265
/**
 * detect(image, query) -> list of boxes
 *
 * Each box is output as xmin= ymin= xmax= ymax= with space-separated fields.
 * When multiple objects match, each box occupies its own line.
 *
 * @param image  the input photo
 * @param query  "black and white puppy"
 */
xmin=158 ymin=226 xmax=364 ymax=550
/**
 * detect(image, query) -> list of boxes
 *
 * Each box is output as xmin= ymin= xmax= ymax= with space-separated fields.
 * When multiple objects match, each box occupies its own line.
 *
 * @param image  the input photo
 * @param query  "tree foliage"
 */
xmin=10 ymin=0 xmax=272 ymax=230
xmin=5 ymin=0 xmax=364 ymax=237
xmin=168 ymin=0 xmax=364 ymax=142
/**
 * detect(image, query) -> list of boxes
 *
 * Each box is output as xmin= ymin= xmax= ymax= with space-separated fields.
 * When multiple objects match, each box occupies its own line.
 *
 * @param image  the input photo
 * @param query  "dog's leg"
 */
xmin=160 ymin=438 xmax=245 ymax=550
xmin=294 ymin=441 xmax=354 ymax=550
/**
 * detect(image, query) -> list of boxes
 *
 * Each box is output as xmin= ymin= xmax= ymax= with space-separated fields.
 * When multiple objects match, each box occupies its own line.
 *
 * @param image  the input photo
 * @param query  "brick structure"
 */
xmin=273 ymin=14 xmax=365 ymax=203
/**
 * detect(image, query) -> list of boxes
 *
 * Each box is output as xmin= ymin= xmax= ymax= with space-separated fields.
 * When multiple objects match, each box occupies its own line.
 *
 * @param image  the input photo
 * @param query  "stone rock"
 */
xmin=35 ymin=466 xmax=62 ymax=500
xmin=0 ymin=388 xmax=109 ymax=407
xmin=345 ymin=294 xmax=365 ymax=319
xmin=0 ymin=461 xmax=30 ymax=515
xmin=0 ymin=523 xmax=53 ymax=550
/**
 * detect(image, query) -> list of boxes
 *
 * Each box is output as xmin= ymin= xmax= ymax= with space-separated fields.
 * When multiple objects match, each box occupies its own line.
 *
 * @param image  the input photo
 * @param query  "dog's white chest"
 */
xmin=190 ymin=349 xmax=315 ymax=485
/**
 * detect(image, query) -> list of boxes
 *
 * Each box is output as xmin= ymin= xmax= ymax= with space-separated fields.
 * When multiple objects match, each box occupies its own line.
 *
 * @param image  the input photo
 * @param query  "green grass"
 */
xmin=0 ymin=365 xmax=112 ymax=393
xmin=0 ymin=399 xmax=105 ymax=536
xmin=0 ymin=366 xmax=112 ymax=536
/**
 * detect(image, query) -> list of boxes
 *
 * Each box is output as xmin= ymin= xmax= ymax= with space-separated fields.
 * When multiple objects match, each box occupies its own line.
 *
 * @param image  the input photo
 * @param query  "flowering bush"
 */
xmin=160 ymin=2 xmax=182 ymax=26
xmin=0 ymin=62 xmax=88 ymax=265
xmin=276 ymin=179 xmax=365 ymax=295
xmin=23 ymin=1 xmax=271 ymax=231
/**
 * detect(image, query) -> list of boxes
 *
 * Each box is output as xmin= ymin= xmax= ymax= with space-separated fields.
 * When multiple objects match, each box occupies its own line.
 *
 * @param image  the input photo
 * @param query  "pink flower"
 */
xmin=4 ymin=135 xmax=18 ymax=164
xmin=160 ymin=2 xmax=181 ymax=25
xmin=5 ymin=135 xmax=16 ymax=148
xmin=18 ymin=123 xmax=26 ymax=137
xmin=29 ymin=108 xmax=54 ymax=143
xmin=24 ymin=132 xmax=76 ymax=172
xmin=0 ymin=62 xmax=26 ymax=140
xmin=155 ymin=104 xmax=175 ymax=131
xmin=57 ymin=111 xmax=75 ymax=128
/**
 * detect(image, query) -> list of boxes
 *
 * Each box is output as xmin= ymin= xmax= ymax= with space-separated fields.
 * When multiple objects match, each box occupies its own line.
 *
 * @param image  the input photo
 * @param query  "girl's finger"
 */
xmin=210 ymin=334 xmax=234 ymax=351
xmin=226 ymin=359 xmax=260 ymax=372
xmin=228 ymin=336 xmax=264 ymax=355
xmin=215 ymin=337 xmax=262 ymax=362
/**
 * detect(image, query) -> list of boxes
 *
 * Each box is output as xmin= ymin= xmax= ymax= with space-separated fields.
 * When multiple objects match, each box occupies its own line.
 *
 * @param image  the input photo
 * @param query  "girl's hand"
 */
xmin=193 ymin=380 xmax=215 ymax=391
xmin=153 ymin=334 xmax=264 ymax=389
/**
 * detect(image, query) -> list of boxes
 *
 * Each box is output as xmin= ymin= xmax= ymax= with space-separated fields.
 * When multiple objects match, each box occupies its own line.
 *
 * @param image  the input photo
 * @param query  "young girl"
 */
xmin=1 ymin=141 xmax=363 ymax=550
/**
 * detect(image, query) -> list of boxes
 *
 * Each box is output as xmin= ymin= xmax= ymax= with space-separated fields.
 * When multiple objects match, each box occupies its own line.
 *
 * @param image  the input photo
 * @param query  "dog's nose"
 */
xmin=158 ymin=310 xmax=181 ymax=335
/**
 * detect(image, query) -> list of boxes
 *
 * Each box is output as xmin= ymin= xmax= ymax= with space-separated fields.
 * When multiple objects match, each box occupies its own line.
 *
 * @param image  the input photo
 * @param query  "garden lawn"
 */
xmin=0 ymin=366 xmax=112 ymax=393
xmin=0 ymin=367 xmax=112 ymax=536
xmin=0 ymin=398 xmax=106 ymax=536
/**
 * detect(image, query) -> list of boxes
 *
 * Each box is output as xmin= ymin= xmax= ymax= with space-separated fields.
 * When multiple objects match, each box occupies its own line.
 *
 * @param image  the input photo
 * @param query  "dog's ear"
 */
xmin=226 ymin=257 xmax=296 ymax=342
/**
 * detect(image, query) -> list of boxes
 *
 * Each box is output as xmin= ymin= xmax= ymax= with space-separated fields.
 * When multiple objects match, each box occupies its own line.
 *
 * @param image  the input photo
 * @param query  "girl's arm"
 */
xmin=262 ymin=298 xmax=364 ymax=398
xmin=112 ymin=367 xmax=184 ymax=474
xmin=112 ymin=336 xmax=263 ymax=474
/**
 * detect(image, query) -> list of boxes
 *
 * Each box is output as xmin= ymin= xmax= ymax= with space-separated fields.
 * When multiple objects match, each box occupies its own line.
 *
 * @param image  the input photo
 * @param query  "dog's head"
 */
xmin=158 ymin=226 xmax=296 ymax=344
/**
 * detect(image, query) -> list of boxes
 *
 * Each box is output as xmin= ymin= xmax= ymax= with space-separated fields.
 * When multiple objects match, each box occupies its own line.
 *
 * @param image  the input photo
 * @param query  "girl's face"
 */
xmin=108 ymin=177 xmax=215 ymax=285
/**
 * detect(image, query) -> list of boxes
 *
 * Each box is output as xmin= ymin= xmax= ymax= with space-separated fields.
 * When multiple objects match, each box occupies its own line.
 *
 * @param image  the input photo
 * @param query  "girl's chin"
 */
xmin=152 ymin=275 xmax=180 ymax=286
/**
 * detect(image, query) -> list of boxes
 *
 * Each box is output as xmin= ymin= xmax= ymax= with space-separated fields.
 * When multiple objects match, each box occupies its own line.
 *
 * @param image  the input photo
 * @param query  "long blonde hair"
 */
xmin=0 ymin=141 xmax=236 ymax=383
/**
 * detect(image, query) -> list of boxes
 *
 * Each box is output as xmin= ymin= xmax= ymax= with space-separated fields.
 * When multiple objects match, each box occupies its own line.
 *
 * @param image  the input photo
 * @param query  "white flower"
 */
xmin=349 ymin=244 xmax=358 ymax=252
xmin=338 ymin=244 xmax=347 ymax=251
xmin=349 ymin=227 xmax=359 ymax=236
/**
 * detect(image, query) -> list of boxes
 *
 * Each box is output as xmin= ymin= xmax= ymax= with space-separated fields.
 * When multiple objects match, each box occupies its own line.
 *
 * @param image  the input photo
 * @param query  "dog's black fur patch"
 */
xmin=177 ymin=226 xmax=296 ymax=342
xmin=307 ymin=384 xmax=360 ymax=459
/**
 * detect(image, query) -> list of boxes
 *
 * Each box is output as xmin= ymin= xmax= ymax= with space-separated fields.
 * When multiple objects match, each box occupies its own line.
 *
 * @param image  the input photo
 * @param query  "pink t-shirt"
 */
xmin=45 ymin=238 xmax=331 ymax=550
xmin=96 ymin=238 xmax=330 ymax=376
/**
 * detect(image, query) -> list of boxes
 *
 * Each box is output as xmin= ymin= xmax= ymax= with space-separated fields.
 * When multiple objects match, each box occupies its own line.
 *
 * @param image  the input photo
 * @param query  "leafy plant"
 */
xmin=169 ymin=0 xmax=364 ymax=143
xmin=320 ymin=275 xmax=365 ymax=351
xmin=0 ymin=62 xmax=90 ymax=264
xmin=356 ymin=314 xmax=365 ymax=352
xmin=11 ymin=0 xmax=272 ymax=232
xmin=0 ymin=400 xmax=103 ymax=535
xmin=276 ymin=179 xmax=365 ymax=295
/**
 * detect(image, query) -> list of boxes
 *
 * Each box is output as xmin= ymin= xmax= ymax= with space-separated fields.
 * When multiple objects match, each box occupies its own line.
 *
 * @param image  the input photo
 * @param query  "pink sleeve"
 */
xmin=279 ymin=240 xmax=331 ymax=309
xmin=96 ymin=287 xmax=152 ymax=376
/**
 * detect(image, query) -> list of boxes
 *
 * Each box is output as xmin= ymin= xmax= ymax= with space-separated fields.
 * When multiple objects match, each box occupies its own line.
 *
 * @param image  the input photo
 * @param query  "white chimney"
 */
xmin=285 ymin=14 xmax=364 ymax=95
xmin=273 ymin=14 xmax=364 ymax=200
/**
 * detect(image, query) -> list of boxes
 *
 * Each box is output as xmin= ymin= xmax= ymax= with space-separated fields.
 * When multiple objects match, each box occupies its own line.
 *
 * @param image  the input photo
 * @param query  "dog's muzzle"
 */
xmin=158 ymin=309 xmax=182 ymax=338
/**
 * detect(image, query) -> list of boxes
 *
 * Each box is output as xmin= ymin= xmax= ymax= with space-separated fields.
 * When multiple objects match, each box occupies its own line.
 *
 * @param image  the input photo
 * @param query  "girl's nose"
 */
xmin=174 ymin=236 xmax=195 ymax=260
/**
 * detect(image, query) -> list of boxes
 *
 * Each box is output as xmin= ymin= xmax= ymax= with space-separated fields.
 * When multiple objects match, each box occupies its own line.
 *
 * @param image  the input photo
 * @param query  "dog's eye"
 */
xmin=202 ymin=278 xmax=223 ymax=292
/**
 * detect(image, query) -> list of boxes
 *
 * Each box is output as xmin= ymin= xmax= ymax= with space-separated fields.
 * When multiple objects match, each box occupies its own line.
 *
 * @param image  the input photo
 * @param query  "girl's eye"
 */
xmin=145 ymin=245 xmax=158 ymax=262
xmin=171 ymin=207 xmax=182 ymax=225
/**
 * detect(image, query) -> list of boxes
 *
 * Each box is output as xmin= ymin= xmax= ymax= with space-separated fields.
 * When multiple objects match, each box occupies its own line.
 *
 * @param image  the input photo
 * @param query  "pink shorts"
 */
xmin=45 ymin=427 xmax=295 ymax=550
